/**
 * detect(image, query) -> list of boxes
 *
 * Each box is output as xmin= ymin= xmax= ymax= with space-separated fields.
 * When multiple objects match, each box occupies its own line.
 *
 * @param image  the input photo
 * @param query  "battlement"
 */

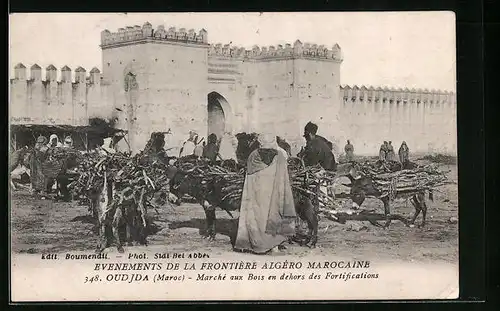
xmin=340 ymin=85 xmax=456 ymax=105
xmin=100 ymin=22 xmax=208 ymax=47
xmin=10 ymin=63 xmax=107 ymax=126
xmin=208 ymin=40 xmax=342 ymax=61
xmin=11 ymin=63 xmax=102 ymax=84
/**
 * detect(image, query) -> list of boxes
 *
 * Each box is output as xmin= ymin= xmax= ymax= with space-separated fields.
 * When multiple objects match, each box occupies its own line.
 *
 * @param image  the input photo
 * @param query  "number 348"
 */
xmin=84 ymin=275 xmax=101 ymax=284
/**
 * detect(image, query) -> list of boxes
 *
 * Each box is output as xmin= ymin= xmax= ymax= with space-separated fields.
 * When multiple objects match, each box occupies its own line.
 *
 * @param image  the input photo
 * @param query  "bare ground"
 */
xmin=10 ymin=161 xmax=458 ymax=264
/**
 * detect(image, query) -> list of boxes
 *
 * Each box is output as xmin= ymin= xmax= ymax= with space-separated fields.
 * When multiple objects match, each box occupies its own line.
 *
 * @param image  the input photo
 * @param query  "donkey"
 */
xmin=169 ymin=155 xmax=320 ymax=248
xmin=93 ymin=174 xmax=150 ymax=253
xmin=344 ymin=164 xmax=434 ymax=228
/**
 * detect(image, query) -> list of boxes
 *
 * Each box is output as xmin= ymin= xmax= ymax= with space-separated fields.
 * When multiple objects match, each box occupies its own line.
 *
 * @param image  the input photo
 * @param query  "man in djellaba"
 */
xmin=233 ymin=131 xmax=296 ymax=255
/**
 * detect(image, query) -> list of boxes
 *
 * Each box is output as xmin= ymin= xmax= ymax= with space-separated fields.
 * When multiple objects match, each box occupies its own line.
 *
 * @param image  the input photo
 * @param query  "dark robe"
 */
xmin=202 ymin=143 xmax=219 ymax=163
xmin=317 ymin=135 xmax=333 ymax=150
xmin=303 ymin=136 xmax=336 ymax=171
xmin=31 ymin=145 xmax=49 ymax=191
xmin=398 ymin=144 xmax=410 ymax=167
xmin=344 ymin=143 xmax=354 ymax=162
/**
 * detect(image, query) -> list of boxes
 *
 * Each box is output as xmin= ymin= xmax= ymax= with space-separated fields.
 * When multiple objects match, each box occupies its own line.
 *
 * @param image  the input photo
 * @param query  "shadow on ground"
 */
xmin=169 ymin=217 xmax=239 ymax=246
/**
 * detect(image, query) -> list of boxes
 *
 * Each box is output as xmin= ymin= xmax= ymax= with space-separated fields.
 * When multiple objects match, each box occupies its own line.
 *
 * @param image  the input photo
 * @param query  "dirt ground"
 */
xmin=10 ymin=159 xmax=458 ymax=265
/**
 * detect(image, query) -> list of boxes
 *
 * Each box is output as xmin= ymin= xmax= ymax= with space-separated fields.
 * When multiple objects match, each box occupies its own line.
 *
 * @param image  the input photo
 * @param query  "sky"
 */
xmin=9 ymin=12 xmax=456 ymax=91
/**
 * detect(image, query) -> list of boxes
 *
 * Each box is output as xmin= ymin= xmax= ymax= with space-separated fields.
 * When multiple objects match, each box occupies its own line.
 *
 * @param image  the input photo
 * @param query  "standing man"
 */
xmin=344 ymin=139 xmax=354 ymax=162
xmin=234 ymin=132 xmax=296 ymax=254
xmin=386 ymin=141 xmax=396 ymax=161
xmin=179 ymin=130 xmax=198 ymax=158
xmin=218 ymin=132 xmax=237 ymax=160
xmin=398 ymin=141 xmax=410 ymax=169
xmin=379 ymin=141 xmax=388 ymax=161
xmin=193 ymin=137 xmax=204 ymax=158
xmin=300 ymin=122 xmax=336 ymax=171
xmin=31 ymin=136 xmax=49 ymax=196
xmin=203 ymin=133 xmax=220 ymax=163
xmin=47 ymin=134 xmax=62 ymax=148
xmin=58 ymin=136 xmax=75 ymax=201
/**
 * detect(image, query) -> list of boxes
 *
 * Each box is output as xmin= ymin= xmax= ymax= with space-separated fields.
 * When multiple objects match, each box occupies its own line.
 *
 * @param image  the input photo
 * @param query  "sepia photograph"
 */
xmin=9 ymin=12 xmax=458 ymax=301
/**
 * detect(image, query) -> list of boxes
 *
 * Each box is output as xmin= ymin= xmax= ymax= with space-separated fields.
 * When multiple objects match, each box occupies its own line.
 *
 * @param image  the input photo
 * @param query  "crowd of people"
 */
xmin=12 ymin=122 xmax=416 ymax=255
xmin=340 ymin=138 xmax=411 ymax=168
xmin=377 ymin=140 xmax=411 ymax=168
xmin=30 ymin=134 xmax=75 ymax=200
xmin=228 ymin=122 xmax=415 ymax=255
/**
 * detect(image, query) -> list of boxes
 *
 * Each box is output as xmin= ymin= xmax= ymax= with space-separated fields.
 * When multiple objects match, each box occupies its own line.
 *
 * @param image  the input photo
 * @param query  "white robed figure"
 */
xmin=179 ymin=130 xmax=198 ymax=158
xmin=218 ymin=132 xmax=237 ymax=160
xmin=234 ymin=131 xmax=297 ymax=254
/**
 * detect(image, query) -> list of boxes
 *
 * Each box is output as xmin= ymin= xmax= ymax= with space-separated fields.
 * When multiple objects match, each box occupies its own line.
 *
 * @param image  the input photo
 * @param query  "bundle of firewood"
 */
xmin=172 ymin=156 xmax=337 ymax=209
xmin=68 ymin=135 xmax=174 ymax=220
xmin=41 ymin=147 xmax=83 ymax=178
xmin=355 ymin=160 xmax=449 ymax=198
xmin=355 ymin=160 xmax=403 ymax=175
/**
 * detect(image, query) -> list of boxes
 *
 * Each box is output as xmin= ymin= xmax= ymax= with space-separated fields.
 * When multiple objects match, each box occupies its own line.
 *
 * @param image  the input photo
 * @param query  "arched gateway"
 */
xmin=207 ymin=92 xmax=232 ymax=140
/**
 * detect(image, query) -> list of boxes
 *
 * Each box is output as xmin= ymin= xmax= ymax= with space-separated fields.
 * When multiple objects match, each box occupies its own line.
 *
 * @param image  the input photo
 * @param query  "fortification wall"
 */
xmin=9 ymin=64 xmax=107 ymax=127
xmin=10 ymin=21 xmax=456 ymax=157
xmin=339 ymin=86 xmax=457 ymax=155
xmin=101 ymin=23 xmax=210 ymax=154
xmin=207 ymin=40 xmax=343 ymax=155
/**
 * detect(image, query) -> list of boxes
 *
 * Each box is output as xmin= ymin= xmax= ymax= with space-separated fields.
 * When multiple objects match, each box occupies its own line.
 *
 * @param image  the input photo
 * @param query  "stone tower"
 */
xmin=100 ymin=22 xmax=210 ymax=153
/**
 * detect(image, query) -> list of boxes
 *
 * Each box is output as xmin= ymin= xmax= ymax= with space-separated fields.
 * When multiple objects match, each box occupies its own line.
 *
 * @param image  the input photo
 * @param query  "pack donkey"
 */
xmin=92 ymin=172 xmax=149 ymax=253
xmin=344 ymin=162 xmax=434 ymax=228
xmin=169 ymin=135 xmax=320 ymax=248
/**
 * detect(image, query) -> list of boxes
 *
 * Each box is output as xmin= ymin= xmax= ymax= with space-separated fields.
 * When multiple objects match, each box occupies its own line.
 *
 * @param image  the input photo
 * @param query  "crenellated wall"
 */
xmin=339 ymin=85 xmax=457 ymax=154
xmin=10 ymin=22 xmax=456 ymax=156
xmin=207 ymin=40 xmax=342 ymax=61
xmin=100 ymin=22 xmax=208 ymax=47
xmin=206 ymin=40 xmax=343 ymax=154
xmin=9 ymin=64 xmax=108 ymax=126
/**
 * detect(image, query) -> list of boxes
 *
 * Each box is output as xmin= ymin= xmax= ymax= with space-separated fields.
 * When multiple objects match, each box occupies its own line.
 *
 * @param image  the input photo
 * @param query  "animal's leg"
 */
xmin=95 ymin=222 xmax=107 ymax=253
xmin=202 ymin=200 xmax=217 ymax=241
xmin=138 ymin=218 xmax=148 ymax=246
xmin=10 ymin=178 xmax=17 ymax=191
xmin=420 ymin=200 xmax=428 ymax=228
xmin=125 ymin=206 xmax=135 ymax=246
xmin=409 ymin=195 xmax=422 ymax=226
xmin=308 ymin=212 xmax=319 ymax=248
xmin=300 ymin=198 xmax=318 ymax=248
xmin=126 ymin=220 xmax=133 ymax=246
xmin=383 ymin=197 xmax=392 ymax=229
xmin=112 ymin=208 xmax=124 ymax=253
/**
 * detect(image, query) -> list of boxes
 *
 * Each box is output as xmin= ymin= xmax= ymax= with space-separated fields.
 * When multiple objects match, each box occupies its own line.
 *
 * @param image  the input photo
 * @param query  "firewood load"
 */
xmin=170 ymin=156 xmax=339 ymax=211
xmin=351 ymin=160 xmax=449 ymax=199
xmin=68 ymin=133 xmax=175 ymax=225
xmin=41 ymin=147 xmax=83 ymax=179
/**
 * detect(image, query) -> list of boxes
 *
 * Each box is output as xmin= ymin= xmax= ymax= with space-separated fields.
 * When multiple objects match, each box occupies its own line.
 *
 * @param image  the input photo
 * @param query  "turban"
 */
xmin=304 ymin=122 xmax=318 ymax=134
xmin=258 ymin=131 xmax=278 ymax=149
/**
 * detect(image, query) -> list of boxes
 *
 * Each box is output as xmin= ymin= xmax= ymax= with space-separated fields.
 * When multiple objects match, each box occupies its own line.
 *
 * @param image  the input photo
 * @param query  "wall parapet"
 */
xmin=340 ymin=85 xmax=456 ymax=105
xmin=11 ymin=63 xmax=102 ymax=85
xmin=207 ymin=40 xmax=342 ymax=62
xmin=100 ymin=22 xmax=208 ymax=47
xmin=10 ymin=63 xmax=106 ymax=126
